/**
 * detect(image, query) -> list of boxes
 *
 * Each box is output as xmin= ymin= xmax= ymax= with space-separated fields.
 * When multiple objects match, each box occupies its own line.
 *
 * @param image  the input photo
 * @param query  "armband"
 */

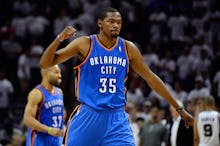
xmin=47 ymin=127 xmax=52 ymax=134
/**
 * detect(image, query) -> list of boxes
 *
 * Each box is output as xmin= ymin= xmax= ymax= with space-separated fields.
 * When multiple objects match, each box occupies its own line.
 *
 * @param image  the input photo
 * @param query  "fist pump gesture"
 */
xmin=57 ymin=26 xmax=77 ymax=42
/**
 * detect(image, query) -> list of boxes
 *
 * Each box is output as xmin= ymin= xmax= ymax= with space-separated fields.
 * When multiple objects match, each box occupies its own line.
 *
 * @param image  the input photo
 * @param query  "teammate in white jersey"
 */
xmin=194 ymin=96 xmax=220 ymax=146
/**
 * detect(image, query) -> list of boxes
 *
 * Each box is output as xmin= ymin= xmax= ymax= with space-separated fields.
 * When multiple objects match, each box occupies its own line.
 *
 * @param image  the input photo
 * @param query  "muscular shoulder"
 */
xmin=27 ymin=88 xmax=43 ymax=105
xmin=124 ymin=40 xmax=141 ymax=60
xmin=72 ymin=36 xmax=90 ymax=44
xmin=124 ymin=40 xmax=136 ymax=48
xmin=69 ymin=36 xmax=91 ymax=58
xmin=69 ymin=36 xmax=90 ymax=49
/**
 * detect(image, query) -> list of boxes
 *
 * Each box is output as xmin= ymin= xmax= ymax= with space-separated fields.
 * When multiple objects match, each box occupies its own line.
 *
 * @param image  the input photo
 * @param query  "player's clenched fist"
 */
xmin=49 ymin=127 xmax=63 ymax=137
xmin=57 ymin=26 xmax=76 ymax=42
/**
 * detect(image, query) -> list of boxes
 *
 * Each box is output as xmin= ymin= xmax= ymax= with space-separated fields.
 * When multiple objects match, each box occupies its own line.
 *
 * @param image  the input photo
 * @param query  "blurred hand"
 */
xmin=49 ymin=128 xmax=63 ymax=137
xmin=59 ymin=26 xmax=77 ymax=41
xmin=178 ymin=109 xmax=194 ymax=128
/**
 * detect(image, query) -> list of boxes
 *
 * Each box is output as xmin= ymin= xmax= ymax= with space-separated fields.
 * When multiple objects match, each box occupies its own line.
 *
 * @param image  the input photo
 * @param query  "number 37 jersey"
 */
xmin=36 ymin=85 xmax=64 ymax=129
xmin=197 ymin=110 xmax=220 ymax=146
xmin=75 ymin=35 xmax=129 ymax=110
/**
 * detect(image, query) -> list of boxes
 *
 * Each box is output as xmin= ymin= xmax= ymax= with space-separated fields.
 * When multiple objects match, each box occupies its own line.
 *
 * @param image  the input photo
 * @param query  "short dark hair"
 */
xmin=97 ymin=7 xmax=119 ymax=20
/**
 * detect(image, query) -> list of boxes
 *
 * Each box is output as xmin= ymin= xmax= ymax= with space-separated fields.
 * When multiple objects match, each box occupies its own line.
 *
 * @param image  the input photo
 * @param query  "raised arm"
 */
xmin=40 ymin=26 xmax=90 ymax=69
xmin=23 ymin=89 xmax=63 ymax=137
xmin=126 ymin=40 xmax=193 ymax=126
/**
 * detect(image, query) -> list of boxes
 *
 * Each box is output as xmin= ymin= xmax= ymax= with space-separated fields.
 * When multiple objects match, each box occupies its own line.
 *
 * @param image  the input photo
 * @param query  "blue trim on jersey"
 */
xmin=76 ymin=35 xmax=129 ymax=110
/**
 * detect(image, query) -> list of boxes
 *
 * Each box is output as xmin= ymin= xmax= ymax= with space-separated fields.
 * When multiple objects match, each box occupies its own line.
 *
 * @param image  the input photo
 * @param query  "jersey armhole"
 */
xmin=85 ymin=36 xmax=92 ymax=59
xmin=74 ymin=36 xmax=93 ymax=69
xmin=124 ymin=40 xmax=129 ymax=59
xmin=35 ymin=86 xmax=45 ymax=108
xmin=35 ymin=86 xmax=45 ymax=120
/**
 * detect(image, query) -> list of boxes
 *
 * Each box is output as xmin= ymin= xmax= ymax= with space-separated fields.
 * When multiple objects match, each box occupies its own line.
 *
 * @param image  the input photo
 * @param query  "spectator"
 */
xmin=26 ymin=10 xmax=49 ymax=37
xmin=213 ymin=70 xmax=220 ymax=106
xmin=168 ymin=8 xmax=188 ymax=42
xmin=53 ymin=9 xmax=70 ymax=36
xmin=17 ymin=49 xmax=30 ymax=94
xmin=0 ymin=67 xmax=14 ymax=123
xmin=142 ymin=44 xmax=159 ymax=68
xmin=166 ymin=100 xmax=193 ymax=146
xmin=159 ymin=50 xmax=176 ymax=85
xmin=125 ymin=101 xmax=140 ymax=146
xmin=139 ymin=106 xmax=167 ymax=146
xmin=176 ymin=45 xmax=194 ymax=91
xmin=171 ymin=80 xmax=188 ymax=103
xmin=187 ymin=75 xmax=210 ymax=101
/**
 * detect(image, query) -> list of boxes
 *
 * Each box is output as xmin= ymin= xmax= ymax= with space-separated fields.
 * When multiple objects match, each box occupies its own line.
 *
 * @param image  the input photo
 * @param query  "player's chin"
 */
xmin=55 ymin=79 xmax=62 ymax=86
xmin=110 ymin=30 xmax=119 ymax=37
xmin=111 ymin=33 xmax=119 ymax=38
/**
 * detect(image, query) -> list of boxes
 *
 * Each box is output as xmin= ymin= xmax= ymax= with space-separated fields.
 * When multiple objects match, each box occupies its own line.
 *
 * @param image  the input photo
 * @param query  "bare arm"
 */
xmin=40 ymin=26 xmax=90 ymax=69
xmin=23 ymin=89 xmax=63 ymax=137
xmin=127 ymin=41 xmax=179 ymax=108
xmin=23 ymin=89 xmax=49 ymax=132
xmin=193 ymin=117 xmax=199 ymax=146
xmin=126 ymin=40 xmax=193 ymax=126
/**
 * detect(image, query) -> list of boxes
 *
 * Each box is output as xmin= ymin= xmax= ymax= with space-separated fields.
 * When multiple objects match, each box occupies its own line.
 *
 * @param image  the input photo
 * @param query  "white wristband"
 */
xmin=56 ymin=34 xmax=63 ymax=42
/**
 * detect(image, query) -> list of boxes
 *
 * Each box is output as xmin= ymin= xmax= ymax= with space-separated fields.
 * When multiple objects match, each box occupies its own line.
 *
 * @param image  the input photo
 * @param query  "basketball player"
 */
xmin=194 ymin=96 xmax=220 ymax=146
xmin=23 ymin=65 xmax=64 ymax=146
xmin=40 ymin=7 xmax=193 ymax=146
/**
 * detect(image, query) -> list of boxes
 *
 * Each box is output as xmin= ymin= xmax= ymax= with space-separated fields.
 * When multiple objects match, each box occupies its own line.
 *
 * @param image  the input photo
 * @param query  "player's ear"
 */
xmin=97 ymin=19 xmax=102 ymax=28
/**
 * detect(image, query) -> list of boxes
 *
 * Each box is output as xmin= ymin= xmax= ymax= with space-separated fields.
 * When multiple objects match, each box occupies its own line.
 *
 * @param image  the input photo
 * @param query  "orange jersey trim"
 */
xmin=95 ymin=35 xmax=119 ymax=51
xmin=35 ymin=87 xmax=45 ymax=121
xmin=63 ymin=105 xmax=81 ymax=145
xmin=123 ymin=39 xmax=129 ymax=73
xmin=74 ymin=36 xmax=93 ymax=98
xmin=30 ymin=130 xmax=35 ymax=146
xmin=74 ymin=36 xmax=93 ymax=69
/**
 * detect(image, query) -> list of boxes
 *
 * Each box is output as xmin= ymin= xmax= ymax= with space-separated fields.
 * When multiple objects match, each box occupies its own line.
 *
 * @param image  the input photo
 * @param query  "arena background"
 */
xmin=0 ymin=0 xmax=220 ymax=145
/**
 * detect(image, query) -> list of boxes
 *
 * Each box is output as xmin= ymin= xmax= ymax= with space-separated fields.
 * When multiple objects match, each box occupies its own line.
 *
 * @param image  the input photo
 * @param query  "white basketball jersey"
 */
xmin=197 ymin=111 xmax=220 ymax=146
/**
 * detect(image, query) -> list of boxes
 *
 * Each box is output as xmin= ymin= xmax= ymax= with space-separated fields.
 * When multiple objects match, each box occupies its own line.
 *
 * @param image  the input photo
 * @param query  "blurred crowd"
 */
xmin=0 ymin=0 xmax=220 ymax=145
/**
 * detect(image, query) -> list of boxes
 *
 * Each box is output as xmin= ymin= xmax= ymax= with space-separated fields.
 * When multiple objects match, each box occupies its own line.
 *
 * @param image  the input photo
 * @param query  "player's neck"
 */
xmin=205 ymin=107 xmax=214 ymax=111
xmin=97 ymin=33 xmax=117 ymax=49
xmin=150 ymin=118 xmax=158 ymax=124
xmin=41 ymin=82 xmax=54 ymax=93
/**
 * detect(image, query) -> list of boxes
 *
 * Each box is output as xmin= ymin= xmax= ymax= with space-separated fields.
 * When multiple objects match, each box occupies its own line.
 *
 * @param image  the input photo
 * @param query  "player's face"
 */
xmin=150 ymin=107 xmax=159 ymax=120
xmin=100 ymin=12 xmax=122 ymax=38
xmin=48 ymin=66 xmax=62 ymax=86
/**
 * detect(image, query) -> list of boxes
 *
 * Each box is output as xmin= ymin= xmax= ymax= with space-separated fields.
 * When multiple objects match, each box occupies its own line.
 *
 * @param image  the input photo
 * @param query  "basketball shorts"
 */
xmin=26 ymin=129 xmax=62 ymax=146
xmin=63 ymin=104 xmax=135 ymax=146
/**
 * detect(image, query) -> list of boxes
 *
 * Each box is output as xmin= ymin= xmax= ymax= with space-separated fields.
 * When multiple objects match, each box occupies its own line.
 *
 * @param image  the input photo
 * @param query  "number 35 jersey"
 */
xmin=197 ymin=110 xmax=220 ymax=146
xmin=75 ymin=35 xmax=129 ymax=110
